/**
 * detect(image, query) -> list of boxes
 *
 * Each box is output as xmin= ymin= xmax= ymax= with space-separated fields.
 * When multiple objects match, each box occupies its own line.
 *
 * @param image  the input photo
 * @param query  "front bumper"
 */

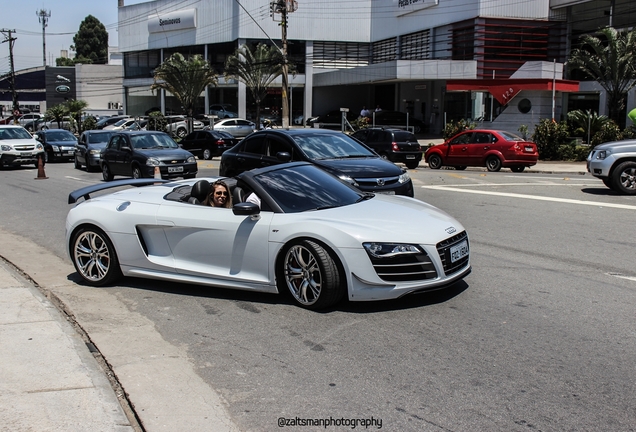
xmin=586 ymin=153 xmax=614 ymax=178
xmin=0 ymin=150 xmax=45 ymax=166
xmin=389 ymin=152 xmax=423 ymax=164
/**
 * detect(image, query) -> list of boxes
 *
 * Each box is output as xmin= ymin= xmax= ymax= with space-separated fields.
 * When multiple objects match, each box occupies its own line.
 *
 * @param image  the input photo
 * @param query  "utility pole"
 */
xmin=1 ymin=29 xmax=19 ymax=122
xmin=271 ymin=0 xmax=297 ymax=129
xmin=36 ymin=9 xmax=51 ymax=67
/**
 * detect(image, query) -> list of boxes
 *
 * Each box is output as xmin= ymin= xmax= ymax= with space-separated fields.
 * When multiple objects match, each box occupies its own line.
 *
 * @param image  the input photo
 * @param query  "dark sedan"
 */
xmin=100 ymin=131 xmax=197 ymax=181
xmin=179 ymin=129 xmax=239 ymax=160
xmin=32 ymin=129 xmax=78 ymax=162
xmin=219 ymin=129 xmax=414 ymax=196
xmin=74 ymin=130 xmax=116 ymax=171
xmin=351 ymin=128 xmax=422 ymax=169
xmin=369 ymin=111 xmax=427 ymax=134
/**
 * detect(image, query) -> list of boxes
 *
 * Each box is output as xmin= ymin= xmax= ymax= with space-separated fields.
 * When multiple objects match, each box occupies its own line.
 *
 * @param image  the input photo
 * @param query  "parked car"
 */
xmin=165 ymin=115 xmax=204 ymax=139
xmin=219 ymin=129 xmax=414 ymax=196
xmin=213 ymin=118 xmax=256 ymax=138
xmin=307 ymin=110 xmax=357 ymax=128
xmin=17 ymin=113 xmax=44 ymax=127
xmin=0 ymin=125 xmax=45 ymax=169
xmin=100 ymin=130 xmax=197 ymax=181
xmin=351 ymin=127 xmax=422 ymax=169
xmin=0 ymin=115 xmax=18 ymax=125
xmin=587 ymin=139 xmax=636 ymax=194
xmin=95 ymin=115 xmax=130 ymax=130
xmin=103 ymin=118 xmax=142 ymax=131
xmin=209 ymin=104 xmax=238 ymax=119
xmin=425 ymin=129 xmax=539 ymax=172
xmin=66 ymin=162 xmax=471 ymax=310
xmin=369 ymin=111 xmax=427 ymax=133
xmin=32 ymin=129 xmax=78 ymax=162
xmin=74 ymin=130 xmax=117 ymax=171
xmin=38 ymin=117 xmax=76 ymax=132
xmin=179 ymin=130 xmax=239 ymax=160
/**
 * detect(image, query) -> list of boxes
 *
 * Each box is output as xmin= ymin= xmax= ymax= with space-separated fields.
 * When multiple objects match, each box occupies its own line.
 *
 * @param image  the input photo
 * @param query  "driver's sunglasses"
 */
xmin=214 ymin=191 xmax=228 ymax=196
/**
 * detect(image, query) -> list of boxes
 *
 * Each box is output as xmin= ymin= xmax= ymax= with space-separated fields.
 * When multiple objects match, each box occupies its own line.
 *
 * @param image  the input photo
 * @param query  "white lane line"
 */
xmin=608 ymin=273 xmax=636 ymax=282
xmin=424 ymin=182 xmax=595 ymax=187
xmin=420 ymin=185 xmax=636 ymax=210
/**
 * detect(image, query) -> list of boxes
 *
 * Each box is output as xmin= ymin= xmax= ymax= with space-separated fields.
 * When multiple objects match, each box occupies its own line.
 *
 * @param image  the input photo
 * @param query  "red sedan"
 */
xmin=425 ymin=129 xmax=539 ymax=172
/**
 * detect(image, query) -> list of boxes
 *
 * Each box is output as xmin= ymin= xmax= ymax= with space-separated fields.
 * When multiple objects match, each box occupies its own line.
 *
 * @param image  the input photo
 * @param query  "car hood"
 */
xmin=88 ymin=143 xmax=108 ymax=150
xmin=593 ymin=140 xmax=636 ymax=152
xmin=313 ymin=157 xmax=403 ymax=177
xmin=135 ymin=148 xmax=193 ymax=159
xmin=2 ymin=138 xmax=40 ymax=147
xmin=279 ymin=194 xmax=464 ymax=246
xmin=46 ymin=139 xmax=77 ymax=146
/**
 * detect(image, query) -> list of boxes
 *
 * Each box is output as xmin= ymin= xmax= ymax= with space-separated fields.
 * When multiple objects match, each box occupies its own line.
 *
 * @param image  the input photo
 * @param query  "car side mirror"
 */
xmin=121 ymin=146 xmax=132 ymax=152
xmin=276 ymin=151 xmax=291 ymax=162
xmin=233 ymin=202 xmax=260 ymax=217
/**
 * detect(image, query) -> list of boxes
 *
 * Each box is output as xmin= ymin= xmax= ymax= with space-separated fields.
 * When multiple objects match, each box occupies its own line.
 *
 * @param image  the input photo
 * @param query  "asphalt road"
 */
xmin=0 ymin=161 xmax=634 ymax=431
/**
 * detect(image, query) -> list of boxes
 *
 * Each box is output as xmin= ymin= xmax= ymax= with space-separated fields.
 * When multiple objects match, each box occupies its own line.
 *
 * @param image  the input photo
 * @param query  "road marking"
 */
xmin=608 ymin=273 xmax=636 ymax=282
xmin=420 ymin=185 xmax=636 ymax=210
xmin=424 ymin=182 xmax=594 ymax=188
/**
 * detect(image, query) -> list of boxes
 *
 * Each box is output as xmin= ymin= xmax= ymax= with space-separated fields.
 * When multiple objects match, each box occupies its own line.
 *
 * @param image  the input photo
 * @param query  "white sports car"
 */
xmin=66 ymin=162 xmax=471 ymax=309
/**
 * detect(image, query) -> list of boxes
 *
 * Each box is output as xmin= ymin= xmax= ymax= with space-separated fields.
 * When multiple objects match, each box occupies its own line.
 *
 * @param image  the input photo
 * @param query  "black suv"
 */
xmin=351 ymin=128 xmax=422 ymax=169
xmin=100 ymin=131 xmax=197 ymax=181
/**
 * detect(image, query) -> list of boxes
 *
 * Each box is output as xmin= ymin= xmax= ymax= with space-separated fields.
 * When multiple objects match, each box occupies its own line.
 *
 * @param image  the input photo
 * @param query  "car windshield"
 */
xmin=88 ymin=132 xmax=114 ymax=144
xmin=498 ymin=131 xmax=525 ymax=141
xmin=293 ymin=133 xmax=376 ymax=160
xmin=131 ymin=133 xmax=178 ymax=149
xmin=47 ymin=131 xmax=76 ymax=141
xmin=113 ymin=119 xmax=128 ymax=127
xmin=0 ymin=127 xmax=33 ymax=140
xmin=254 ymin=164 xmax=368 ymax=213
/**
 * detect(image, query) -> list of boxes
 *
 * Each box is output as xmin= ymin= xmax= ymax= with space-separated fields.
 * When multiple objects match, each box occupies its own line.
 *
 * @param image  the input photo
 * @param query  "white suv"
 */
xmin=0 ymin=125 xmax=45 ymax=169
xmin=587 ymin=139 xmax=636 ymax=194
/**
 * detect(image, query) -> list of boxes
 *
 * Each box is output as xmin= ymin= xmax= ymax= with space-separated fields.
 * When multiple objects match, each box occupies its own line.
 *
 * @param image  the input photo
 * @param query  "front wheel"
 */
xmin=486 ymin=156 xmax=502 ymax=172
xmin=74 ymin=156 xmax=82 ymax=170
xmin=278 ymin=240 xmax=344 ymax=310
xmin=71 ymin=226 xmax=122 ymax=286
xmin=428 ymin=154 xmax=443 ymax=169
xmin=611 ymin=161 xmax=636 ymax=195
xmin=510 ymin=166 xmax=525 ymax=173
xmin=102 ymin=163 xmax=113 ymax=181
xmin=602 ymin=178 xmax=615 ymax=190
xmin=132 ymin=165 xmax=143 ymax=179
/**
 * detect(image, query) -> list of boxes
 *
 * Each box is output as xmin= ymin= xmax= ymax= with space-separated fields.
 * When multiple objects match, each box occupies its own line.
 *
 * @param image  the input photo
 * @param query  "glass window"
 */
xmin=241 ymin=136 xmax=266 ymax=154
xmin=292 ymin=133 xmax=375 ymax=160
xmin=450 ymin=133 xmax=471 ymax=145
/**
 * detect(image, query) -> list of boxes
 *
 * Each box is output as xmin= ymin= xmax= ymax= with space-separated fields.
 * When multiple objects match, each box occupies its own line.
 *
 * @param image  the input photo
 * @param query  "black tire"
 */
xmin=278 ymin=239 xmax=344 ymax=310
xmin=102 ymin=163 xmax=113 ymax=181
xmin=74 ymin=156 xmax=82 ymax=170
xmin=40 ymin=125 xmax=48 ymax=130
xmin=486 ymin=156 xmax=502 ymax=172
xmin=176 ymin=128 xmax=187 ymax=138
xmin=132 ymin=165 xmax=143 ymax=179
xmin=70 ymin=226 xmax=122 ymax=286
xmin=202 ymin=148 xmax=213 ymax=160
xmin=602 ymin=178 xmax=615 ymax=190
xmin=611 ymin=161 xmax=636 ymax=195
xmin=455 ymin=166 xmax=467 ymax=170
xmin=510 ymin=166 xmax=525 ymax=173
xmin=44 ymin=151 xmax=51 ymax=163
xmin=428 ymin=154 xmax=442 ymax=169
xmin=405 ymin=161 xmax=419 ymax=169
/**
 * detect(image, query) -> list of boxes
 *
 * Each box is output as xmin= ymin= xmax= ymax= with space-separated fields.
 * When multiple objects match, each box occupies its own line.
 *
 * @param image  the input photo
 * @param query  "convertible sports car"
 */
xmin=66 ymin=162 xmax=471 ymax=309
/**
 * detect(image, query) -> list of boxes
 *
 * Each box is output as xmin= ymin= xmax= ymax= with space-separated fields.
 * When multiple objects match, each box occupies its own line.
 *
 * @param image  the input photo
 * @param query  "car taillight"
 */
xmin=216 ymin=139 xmax=225 ymax=146
xmin=392 ymin=142 xmax=399 ymax=151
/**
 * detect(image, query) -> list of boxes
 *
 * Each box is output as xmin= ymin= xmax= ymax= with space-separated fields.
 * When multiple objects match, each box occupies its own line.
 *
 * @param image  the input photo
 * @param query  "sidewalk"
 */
xmin=0 ymin=259 xmax=136 ymax=431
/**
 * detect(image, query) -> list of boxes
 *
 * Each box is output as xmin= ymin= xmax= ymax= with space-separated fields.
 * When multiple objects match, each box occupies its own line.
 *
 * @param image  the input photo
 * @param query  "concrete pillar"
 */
xmin=304 ymin=41 xmax=313 ymax=125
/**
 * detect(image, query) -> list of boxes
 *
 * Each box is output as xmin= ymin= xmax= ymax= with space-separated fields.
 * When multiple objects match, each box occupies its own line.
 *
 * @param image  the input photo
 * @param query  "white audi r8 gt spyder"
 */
xmin=66 ymin=162 xmax=471 ymax=309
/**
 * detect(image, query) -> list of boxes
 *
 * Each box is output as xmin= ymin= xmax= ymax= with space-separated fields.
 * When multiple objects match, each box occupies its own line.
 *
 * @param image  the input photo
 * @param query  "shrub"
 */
xmin=555 ymin=141 xmax=590 ymax=161
xmin=82 ymin=116 xmax=97 ymax=131
xmin=566 ymin=110 xmax=610 ymax=142
xmin=443 ymin=119 xmax=475 ymax=140
xmin=531 ymin=119 xmax=570 ymax=160
xmin=145 ymin=111 xmax=167 ymax=133
xmin=518 ymin=124 xmax=529 ymax=140
xmin=591 ymin=121 xmax=622 ymax=146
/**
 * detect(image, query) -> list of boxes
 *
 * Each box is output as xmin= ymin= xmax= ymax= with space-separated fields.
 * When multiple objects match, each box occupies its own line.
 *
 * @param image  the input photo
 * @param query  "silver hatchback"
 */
xmin=587 ymin=139 xmax=636 ymax=194
xmin=213 ymin=118 xmax=255 ymax=138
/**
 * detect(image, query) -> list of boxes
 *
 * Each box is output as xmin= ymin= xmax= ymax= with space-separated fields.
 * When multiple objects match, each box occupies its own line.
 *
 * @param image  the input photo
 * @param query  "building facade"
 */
xmin=118 ymin=0 xmax=635 ymax=134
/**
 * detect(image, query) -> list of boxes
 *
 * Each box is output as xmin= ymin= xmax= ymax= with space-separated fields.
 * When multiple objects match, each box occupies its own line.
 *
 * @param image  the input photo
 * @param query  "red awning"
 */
xmin=446 ymin=79 xmax=580 ymax=105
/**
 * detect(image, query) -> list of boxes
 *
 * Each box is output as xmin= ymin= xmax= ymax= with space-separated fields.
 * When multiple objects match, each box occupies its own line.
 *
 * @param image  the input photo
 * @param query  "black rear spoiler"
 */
xmin=68 ymin=178 xmax=170 ymax=204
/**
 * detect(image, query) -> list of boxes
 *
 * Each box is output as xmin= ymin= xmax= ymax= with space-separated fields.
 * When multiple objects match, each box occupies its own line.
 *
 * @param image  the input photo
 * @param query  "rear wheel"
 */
xmin=102 ymin=163 xmax=113 ymax=181
xmin=278 ymin=240 xmax=344 ymax=310
xmin=71 ymin=226 xmax=122 ymax=286
xmin=74 ymin=156 xmax=82 ymax=170
xmin=176 ymin=128 xmax=187 ymax=138
xmin=428 ymin=154 xmax=442 ymax=169
xmin=405 ymin=161 xmax=419 ymax=169
xmin=510 ymin=166 xmax=525 ymax=173
xmin=611 ymin=161 xmax=636 ymax=194
xmin=202 ymin=148 xmax=213 ymax=160
xmin=486 ymin=156 xmax=502 ymax=172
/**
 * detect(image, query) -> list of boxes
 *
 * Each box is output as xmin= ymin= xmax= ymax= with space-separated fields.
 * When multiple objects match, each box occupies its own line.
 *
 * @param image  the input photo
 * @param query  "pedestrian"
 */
xmin=375 ymin=105 xmax=382 ymax=112
xmin=360 ymin=105 xmax=371 ymax=118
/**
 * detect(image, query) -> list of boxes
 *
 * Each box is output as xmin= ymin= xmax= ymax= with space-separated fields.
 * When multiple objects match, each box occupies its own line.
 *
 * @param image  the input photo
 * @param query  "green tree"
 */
xmin=568 ymin=27 xmax=636 ymax=125
xmin=44 ymin=103 xmax=69 ymax=129
xmin=224 ymin=43 xmax=287 ymax=128
xmin=72 ymin=15 xmax=109 ymax=64
xmin=151 ymin=53 xmax=218 ymax=126
xmin=65 ymin=99 xmax=88 ymax=134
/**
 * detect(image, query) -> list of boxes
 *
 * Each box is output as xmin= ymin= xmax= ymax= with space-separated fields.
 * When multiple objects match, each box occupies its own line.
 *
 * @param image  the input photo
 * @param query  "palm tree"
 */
xmin=568 ymin=27 xmax=636 ymax=126
xmin=64 ymin=99 xmax=88 ymax=134
xmin=151 ymin=53 xmax=218 ymax=128
xmin=224 ymin=43 xmax=288 ymax=129
xmin=44 ymin=103 xmax=69 ymax=130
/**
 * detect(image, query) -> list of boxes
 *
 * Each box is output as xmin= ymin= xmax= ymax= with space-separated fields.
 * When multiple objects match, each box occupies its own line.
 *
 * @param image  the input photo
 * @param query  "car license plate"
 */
xmin=406 ymin=155 xmax=416 ymax=159
xmin=450 ymin=240 xmax=469 ymax=263
xmin=21 ymin=152 xmax=32 ymax=157
xmin=168 ymin=166 xmax=184 ymax=173
xmin=525 ymin=146 xmax=533 ymax=152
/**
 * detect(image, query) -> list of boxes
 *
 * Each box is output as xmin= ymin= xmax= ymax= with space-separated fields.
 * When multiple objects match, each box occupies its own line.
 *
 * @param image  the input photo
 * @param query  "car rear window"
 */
xmin=393 ymin=131 xmax=416 ymax=141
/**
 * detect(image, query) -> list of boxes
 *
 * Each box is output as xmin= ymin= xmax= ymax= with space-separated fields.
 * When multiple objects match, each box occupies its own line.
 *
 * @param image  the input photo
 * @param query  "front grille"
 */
xmin=436 ymin=231 xmax=469 ymax=276
xmin=368 ymin=249 xmax=438 ymax=282
xmin=14 ymin=144 xmax=36 ymax=151
xmin=355 ymin=175 xmax=400 ymax=188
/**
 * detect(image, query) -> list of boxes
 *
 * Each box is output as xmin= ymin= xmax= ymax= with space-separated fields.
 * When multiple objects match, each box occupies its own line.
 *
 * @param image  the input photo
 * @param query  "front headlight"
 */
xmin=89 ymin=149 xmax=101 ymax=155
xmin=187 ymin=156 xmax=196 ymax=163
xmin=1 ymin=144 xmax=13 ymax=151
xmin=146 ymin=157 xmax=161 ymax=166
xmin=51 ymin=145 xmax=60 ymax=152
xmin=398 ymin=172 xmax=410 ymax=184
xmin=363 ymin=242 xmax=422 ymax=259
xmin=338 ymin=174 xmax=359 ymax=187
xmin=596 ymin=150 xmax=609 ymax=160
xmin=36 ymin=143 xmax=43 ymax=151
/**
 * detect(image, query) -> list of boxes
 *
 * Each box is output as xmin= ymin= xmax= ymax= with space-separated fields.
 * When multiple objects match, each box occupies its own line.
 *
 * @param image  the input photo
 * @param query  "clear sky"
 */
xmin=0 ymin=0 xmax=146 ymax=73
